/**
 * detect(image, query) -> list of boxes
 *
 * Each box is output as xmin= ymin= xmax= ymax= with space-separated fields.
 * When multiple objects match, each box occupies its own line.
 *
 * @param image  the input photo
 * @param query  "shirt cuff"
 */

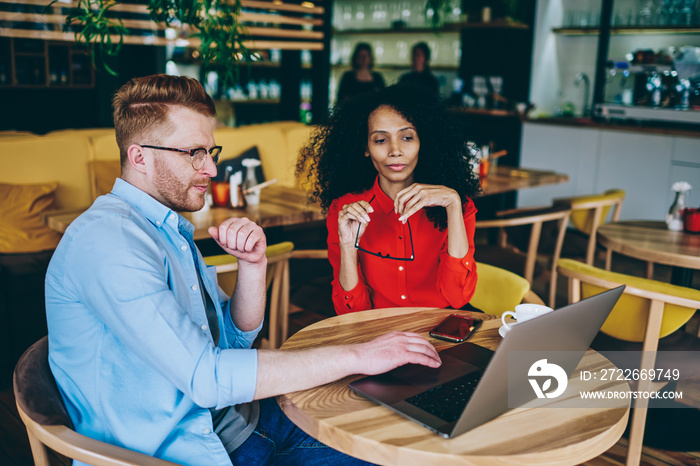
xmin=222 ymin=300 xmax=263 ymax=349
xmin=332 ymin=278 xmax=369 ymax=314
xmin=216 ymin=348 xmax=258 ymax=409
xmin=441 ymin=251 xmax=476 ymax=273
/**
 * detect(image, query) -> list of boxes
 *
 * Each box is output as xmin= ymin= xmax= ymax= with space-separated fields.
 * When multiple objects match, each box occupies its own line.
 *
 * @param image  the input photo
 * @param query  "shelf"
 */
xmin=230 ymin=99 xmax=280 ymax=105
xmin=606 ymin=63 xmax=674 ymax=72
xmin=333 ymin=21 xmax=530 ymax=35
xmin=331 ymin=64 xmax=459 ymax=71
xmin=449 ymin=107 xmax=518 ymax=118
xmin=553 ymin=26 xmax=700 ymax=35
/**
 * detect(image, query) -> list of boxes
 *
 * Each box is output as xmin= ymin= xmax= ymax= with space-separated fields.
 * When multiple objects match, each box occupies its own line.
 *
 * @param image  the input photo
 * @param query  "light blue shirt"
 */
xmin=46 ymin=178 xmax=262 ymax=466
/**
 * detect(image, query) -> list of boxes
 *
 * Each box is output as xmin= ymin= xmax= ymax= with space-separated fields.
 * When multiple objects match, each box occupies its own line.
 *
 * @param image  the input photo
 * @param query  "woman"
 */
xmin=399 ymin=42 xmax=440 ymax=96
xmin=337 ymin=42 xmax=385 ymax=104
xmin=298 ymin=83 xmax=481 ymax=315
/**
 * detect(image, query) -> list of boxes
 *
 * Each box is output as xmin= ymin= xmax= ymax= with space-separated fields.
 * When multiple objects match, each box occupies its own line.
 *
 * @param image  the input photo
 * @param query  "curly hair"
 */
xmin=297 ymin=83 xmax=481 ymax=231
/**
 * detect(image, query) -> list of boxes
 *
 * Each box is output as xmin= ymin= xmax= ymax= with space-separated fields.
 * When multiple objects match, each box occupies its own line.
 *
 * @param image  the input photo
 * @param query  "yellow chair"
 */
xmin=14 ymin=337 xmax=177 ymax=466
xmin=557 ymin=258 xmax=700 ymax=466
xmin=554 ymin=189 xmax=625 ymax=267
xmin=469 ymin=262 xmax=544 ymax=316
xmin=204 ymin=241 xmax=294 ymax=349
xmin=475 ymin=204 xmax=571 ymax=308
xmin=557 ymin=258 xmax=699 ymax=343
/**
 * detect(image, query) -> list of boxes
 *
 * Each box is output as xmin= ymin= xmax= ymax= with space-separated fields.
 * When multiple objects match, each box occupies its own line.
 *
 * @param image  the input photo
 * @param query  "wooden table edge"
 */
xmin=278 ymin=395 xmax=628 ymax=465
xmin=597 ymin=224 xmax=700 ymax=270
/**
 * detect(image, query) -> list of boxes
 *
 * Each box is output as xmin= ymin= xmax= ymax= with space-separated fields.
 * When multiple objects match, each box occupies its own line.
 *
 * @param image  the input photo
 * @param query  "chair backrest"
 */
xmin=475 ymin=204 xmax=571 ymax=308
xmin=13 ymin=337 xmax=177 ymax=466
xmin=469 ymin=262 xmax=532 ymax=316
xmin=557 ymin=258 xmax=700 ymax=345
xmin=554 ymin=189 xmax=625 ymax=265
xmin=204 ymin=241 xmax=295 ymax=348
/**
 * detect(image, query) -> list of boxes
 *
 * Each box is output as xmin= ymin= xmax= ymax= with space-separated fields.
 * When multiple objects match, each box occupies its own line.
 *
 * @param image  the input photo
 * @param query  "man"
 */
xmin=45 ymin=74 xmax=441 ymax=465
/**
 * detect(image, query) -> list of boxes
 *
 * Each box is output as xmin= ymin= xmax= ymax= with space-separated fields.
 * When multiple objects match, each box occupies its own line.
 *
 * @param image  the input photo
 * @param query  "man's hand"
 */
xmin=353 ymin=331 xmax=442 ymax=375
xmin=208 ymin=218 xmax=267 ymax=265
xmin=254 ymin=331 xmax=441 ymax=399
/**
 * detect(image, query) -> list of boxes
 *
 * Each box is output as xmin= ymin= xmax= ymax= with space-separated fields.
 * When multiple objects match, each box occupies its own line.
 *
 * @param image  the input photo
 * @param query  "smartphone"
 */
xmin=429 ymin=314 xmax=481 ymax=343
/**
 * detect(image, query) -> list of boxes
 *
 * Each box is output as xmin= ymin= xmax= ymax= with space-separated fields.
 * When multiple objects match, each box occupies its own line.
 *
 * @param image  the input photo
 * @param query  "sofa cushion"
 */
xmin=0 ymin=134 xmax=93 ymax=210
xmin=214 ymin=125 xmax=293 ymax=187
xmin=284 ymin=124 xmax=316 ymax=189
xmin=0 ymin=182 xmax=62 ymax=253
xmin=89 ymin=160 xmax=121 ymax=200
xmin=90 ymin=132 xmax=120 ymax=161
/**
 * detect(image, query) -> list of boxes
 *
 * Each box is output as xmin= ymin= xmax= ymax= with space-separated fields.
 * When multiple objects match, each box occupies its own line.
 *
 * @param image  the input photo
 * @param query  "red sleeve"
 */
xmin=327 ymin=199 xmax=372 ymax=314
xmin=436 ymin=199 xmax=478 ymax=308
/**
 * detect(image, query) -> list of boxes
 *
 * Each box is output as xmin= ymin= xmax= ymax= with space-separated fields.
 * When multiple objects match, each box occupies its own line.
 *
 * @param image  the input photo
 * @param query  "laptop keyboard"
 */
xmin=404 ymin=371 xmax=482 ymax=423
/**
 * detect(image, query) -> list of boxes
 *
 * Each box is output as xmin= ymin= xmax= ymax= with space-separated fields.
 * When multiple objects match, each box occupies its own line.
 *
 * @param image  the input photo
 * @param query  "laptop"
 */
xmin=349 ymin=286 xmax=625 ymax=438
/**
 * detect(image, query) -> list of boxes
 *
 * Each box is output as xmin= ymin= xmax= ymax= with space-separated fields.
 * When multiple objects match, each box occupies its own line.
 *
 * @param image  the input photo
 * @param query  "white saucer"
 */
xmin=498 ymin=323 xmax=518 ymax=338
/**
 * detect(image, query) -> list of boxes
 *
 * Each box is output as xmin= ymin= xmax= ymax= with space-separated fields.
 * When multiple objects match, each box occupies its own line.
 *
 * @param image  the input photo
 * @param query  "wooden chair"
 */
xmin=204 ymin=241 xmax=294 ymax=349
xmin=13 ymin=336 xmax=178 ymax=466
xmin=557 ymin=258 xmax=700 ymax=466
xmin=470 ymin=262 xmax=544 ymax=316
xmin=475 ymin=204 xmax=571 ymax=308
xmin=554 ymin=189 xmax=625 ymax=268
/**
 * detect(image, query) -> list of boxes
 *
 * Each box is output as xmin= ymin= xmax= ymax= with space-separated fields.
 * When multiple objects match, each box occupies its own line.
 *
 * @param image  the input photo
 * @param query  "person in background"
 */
xmin=399 ymin=42 xmax=440 ymax=96
xmin=45 ymin=74 xmax=441 ymax=466
xmin=337 ymin=42 xmax=385 ymax=103
xmin=298 ymin=83 xmax=481 ymax=315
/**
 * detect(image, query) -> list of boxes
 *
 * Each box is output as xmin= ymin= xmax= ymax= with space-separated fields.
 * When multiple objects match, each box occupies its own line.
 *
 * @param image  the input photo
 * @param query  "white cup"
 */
xmin=501 ymin=304 xmax=554 ymax=330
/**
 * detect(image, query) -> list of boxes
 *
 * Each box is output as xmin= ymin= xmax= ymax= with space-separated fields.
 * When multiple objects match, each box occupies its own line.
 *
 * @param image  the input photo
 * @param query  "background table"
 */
xmin=598 ymin=220 xmax=700 ymax=287
xmin=278 ymin=307 xmax=629 ymax=466
xmin=480 ymin=165 xmax=569 ymax=197
xmin=44 ymin=185 xmax=324 ymax=241
xmin=45 ymin=168 xmax=568 ymax=239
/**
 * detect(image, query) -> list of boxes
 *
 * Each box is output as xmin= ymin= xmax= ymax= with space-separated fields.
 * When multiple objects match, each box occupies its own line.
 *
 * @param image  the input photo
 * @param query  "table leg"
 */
xmin=670 ymin=267 xmax=694 ymax=288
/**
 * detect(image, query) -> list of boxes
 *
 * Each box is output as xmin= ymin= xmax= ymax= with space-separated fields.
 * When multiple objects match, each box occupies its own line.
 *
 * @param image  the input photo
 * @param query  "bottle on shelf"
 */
xmin=242 ymin=158 xmax=262 ymax=205
xmin=229 ymin=170 xmax=247 ymax=209
xmin=667 ymin=181 xmax=692 ymax=231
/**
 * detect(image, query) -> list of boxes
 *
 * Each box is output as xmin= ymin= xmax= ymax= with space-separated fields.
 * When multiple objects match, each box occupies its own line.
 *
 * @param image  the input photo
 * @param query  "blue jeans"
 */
xmin=230 ymin=397 xmax=374 ymax=465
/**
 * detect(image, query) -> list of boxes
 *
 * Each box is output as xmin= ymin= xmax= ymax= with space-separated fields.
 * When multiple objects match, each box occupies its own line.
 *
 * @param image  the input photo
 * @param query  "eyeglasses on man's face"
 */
xmin=139 ymin=144 xmax=222 ymax=170
xmin=354 ymin=195 xmax=415 ymax=261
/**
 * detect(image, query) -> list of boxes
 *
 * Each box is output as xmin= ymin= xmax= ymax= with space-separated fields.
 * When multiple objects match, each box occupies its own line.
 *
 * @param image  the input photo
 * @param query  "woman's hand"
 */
xmin=338 ymin=200 xmax=374 ymax=246
xmin=394 ymin=184 xmax=461 ymax=222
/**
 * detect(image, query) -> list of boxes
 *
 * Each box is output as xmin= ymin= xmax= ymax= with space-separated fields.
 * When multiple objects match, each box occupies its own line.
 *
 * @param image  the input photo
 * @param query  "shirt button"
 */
xmin=399 ymin=266 xmax=404 ymax=271
xmin=192 ymin=284 xmax=198 ymax=291
xmin=203 ymin=428 xmax=211 ymax=435
xmin=201 ymin=324 xmax=207 ymax=331
xmin=345 ymin=296 xmax=349 ymax=300
xmin=155 ymin=220 xmax=162 ymax=226
xmin=181 ymin=245 xmax=188 ymax=251
xmin=399 ymin=236 xmax=403 ymax=240
xmin=401 ymin=295 xmax=406 ymax=300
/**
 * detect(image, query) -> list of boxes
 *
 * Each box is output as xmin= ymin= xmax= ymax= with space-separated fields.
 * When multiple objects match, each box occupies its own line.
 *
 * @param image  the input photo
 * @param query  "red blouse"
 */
xmin=327 ymin=178 xmax=478 ymax=314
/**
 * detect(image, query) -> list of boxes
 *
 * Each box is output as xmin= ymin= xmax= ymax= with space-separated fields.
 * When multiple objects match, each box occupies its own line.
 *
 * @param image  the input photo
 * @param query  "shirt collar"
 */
xmin=370 ymin=176 xmax=396 ymax=216
xmin=111 ymin=177 xmax=181 ymax=231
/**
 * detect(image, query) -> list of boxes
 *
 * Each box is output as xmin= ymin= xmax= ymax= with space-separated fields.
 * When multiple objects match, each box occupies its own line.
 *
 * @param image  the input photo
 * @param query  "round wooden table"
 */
xmin=277 ymin=307 xmax=630 ymax=465
xmin=598 ymin=220 xmax=700 ymax=286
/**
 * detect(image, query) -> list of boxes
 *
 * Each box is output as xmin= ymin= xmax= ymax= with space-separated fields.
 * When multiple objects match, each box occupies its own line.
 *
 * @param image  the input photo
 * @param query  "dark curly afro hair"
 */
xmin=297 ymin=82 xmax=481 ymax=231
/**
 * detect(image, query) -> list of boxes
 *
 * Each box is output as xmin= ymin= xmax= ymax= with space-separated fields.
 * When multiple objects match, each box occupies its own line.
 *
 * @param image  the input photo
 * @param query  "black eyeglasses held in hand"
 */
xmin=354 ymin=195 xmax=415 ymax=261
xmin=140 ymin=145 xmax=222 ymax=170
